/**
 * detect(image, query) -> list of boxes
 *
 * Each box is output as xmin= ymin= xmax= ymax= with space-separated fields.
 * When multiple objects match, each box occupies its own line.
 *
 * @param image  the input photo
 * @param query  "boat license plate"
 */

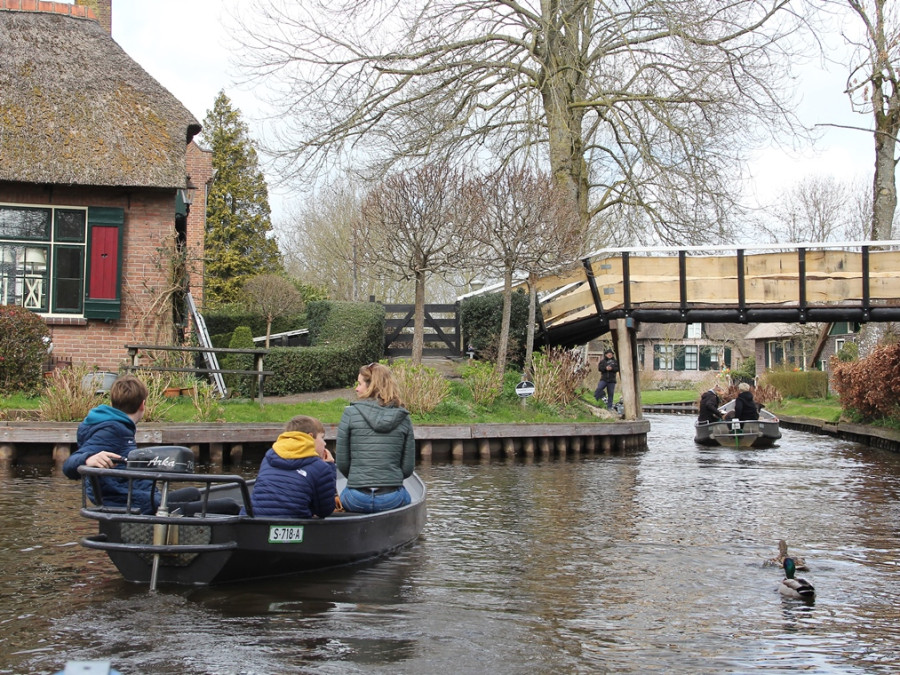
xmin=268 ymin=525 xmax=304 ymax=543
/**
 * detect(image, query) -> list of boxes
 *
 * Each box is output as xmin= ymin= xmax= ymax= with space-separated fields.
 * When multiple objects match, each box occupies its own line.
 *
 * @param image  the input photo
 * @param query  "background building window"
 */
xmin=684 ymin=345 xmax=698 ymax=370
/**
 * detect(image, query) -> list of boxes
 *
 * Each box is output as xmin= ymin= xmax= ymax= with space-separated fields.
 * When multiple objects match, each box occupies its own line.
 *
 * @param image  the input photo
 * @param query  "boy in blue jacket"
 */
xmin=248 ymin=415 xmax=337 ymax=519
xmin=63 ymin=374 xmax=156 ymax=513
xmin=63 ymin=375 xmax=238 ymax=516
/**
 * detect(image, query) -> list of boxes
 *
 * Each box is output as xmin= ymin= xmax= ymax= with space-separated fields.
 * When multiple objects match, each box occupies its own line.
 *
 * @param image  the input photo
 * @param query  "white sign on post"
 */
xmin=515 ymin=381 xmax=536 ymax=398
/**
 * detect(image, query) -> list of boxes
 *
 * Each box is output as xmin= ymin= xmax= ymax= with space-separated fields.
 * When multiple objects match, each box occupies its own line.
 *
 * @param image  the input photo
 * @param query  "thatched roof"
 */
xmin=0 ymin=8 xmax=200 ymax=188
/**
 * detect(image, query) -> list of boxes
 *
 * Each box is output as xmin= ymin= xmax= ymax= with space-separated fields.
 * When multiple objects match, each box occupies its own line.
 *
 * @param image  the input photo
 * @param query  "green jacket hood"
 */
xmin=350 ymin=399 xmax=410 ymax=433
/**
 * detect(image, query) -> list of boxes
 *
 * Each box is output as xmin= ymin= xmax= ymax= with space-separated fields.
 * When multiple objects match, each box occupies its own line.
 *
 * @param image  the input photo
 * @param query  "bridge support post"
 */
xmin=613 ymin=318 xmax=642 ymax=420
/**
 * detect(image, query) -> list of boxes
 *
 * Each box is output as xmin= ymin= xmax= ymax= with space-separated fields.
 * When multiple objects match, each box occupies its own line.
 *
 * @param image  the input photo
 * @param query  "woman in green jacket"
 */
xmin=336 ymin=362 xmax=415 ymax=512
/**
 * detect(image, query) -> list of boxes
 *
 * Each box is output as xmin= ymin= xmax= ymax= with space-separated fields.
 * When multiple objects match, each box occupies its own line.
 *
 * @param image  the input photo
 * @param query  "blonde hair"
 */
xmin=358 ymin=362 xmax=403 ymax=407
xmin=284 ymin=415 xmax=325 ymax=437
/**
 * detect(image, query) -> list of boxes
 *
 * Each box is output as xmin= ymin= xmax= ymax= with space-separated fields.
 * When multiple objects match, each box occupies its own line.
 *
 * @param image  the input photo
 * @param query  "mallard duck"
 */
xmin=778 ymin=557 xmax=815 ymax=600
xmin=765 ymin=540 xmax=808 ymax=571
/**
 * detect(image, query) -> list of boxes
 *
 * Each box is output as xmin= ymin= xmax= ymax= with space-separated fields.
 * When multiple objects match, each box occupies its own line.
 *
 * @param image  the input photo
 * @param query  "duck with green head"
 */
xmin=779 ymin=557 xmax=815 ymax=600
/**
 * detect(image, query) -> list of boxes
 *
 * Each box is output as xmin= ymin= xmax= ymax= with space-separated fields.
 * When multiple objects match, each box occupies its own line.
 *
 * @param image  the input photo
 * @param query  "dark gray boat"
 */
xmin=693 ymin=399 xmax=781 ymax=448
xmin=77 ymin=448 xmax=426 ymax=588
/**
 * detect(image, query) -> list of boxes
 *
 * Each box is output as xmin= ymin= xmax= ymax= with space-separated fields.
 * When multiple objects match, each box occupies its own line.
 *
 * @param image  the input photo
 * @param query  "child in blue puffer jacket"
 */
xmin=64 ymin=375 xmax=239 ymax=516
xmin=248 ymin=415 xmax=337 ymax=519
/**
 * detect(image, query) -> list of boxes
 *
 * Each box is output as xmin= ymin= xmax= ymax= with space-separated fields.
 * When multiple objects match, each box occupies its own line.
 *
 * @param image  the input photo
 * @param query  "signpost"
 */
xmin=515 ymin=380 xmax=535 ymax=406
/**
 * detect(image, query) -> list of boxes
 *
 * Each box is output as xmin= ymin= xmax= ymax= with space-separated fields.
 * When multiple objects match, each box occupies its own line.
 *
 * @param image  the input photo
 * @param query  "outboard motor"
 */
xmin=126 ymin=445 xmax=195 ymax=473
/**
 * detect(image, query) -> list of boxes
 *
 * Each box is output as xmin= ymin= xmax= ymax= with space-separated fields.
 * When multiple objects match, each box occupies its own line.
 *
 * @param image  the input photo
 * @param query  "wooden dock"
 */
xmin=0 ymin=419 xmax=650 ymax=467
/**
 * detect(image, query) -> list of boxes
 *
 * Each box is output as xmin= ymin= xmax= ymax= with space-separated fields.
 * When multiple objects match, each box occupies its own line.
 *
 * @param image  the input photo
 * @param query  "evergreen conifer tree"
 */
xmin=202 ymin=91 xmax=282 ymax=305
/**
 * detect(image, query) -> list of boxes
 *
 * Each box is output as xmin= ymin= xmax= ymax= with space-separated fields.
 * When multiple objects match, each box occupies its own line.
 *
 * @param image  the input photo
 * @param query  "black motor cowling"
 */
xmin=126 ymin=446 xmax=195 ymax=473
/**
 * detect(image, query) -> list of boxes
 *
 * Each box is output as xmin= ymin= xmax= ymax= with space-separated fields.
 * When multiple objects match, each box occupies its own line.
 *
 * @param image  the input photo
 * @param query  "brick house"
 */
xmin=587 ymin=322 xmax=754 ymax=389
xmin=0 ymin=0 xmax=209 ymax=371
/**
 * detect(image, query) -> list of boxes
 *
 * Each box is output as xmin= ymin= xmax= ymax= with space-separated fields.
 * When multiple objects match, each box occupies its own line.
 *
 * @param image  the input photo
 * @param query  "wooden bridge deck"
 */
xmin=506 ymin=241 xmax=900 ymax=347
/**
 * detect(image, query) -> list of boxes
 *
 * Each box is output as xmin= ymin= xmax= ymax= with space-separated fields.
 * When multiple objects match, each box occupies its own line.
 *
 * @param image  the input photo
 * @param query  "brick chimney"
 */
xmin=75 ymin=0 xmax=110 ymax=34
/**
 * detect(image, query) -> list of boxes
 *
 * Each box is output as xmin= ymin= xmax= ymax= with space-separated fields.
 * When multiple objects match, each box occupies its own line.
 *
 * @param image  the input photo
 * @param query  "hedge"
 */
xmin=761 ymin=369 xmax=828 ymax=399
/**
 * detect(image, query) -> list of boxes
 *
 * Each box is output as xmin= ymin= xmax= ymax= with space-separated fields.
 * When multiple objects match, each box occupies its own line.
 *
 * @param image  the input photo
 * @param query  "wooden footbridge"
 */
xmin=467 ymin=240 xmax=900 ymax=420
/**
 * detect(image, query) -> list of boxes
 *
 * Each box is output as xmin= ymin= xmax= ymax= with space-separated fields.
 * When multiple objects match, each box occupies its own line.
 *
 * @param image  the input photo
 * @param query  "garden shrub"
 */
xmin=531 ymin=347 xmax=590 ymax=407
xmin=831 ymin=342 xmax=900 ymax=420
xmin=0 ymin=305 xmax=50 ymax=396
xmin=462 ymin=360 xmax=504 ymax=407
xmin=38 ymin=364 xmax=104 ymax=421
xmin=391 ymin=359 xmax=450 ymax=414
xmin=460 ymin=292 xmax=528 ymax=366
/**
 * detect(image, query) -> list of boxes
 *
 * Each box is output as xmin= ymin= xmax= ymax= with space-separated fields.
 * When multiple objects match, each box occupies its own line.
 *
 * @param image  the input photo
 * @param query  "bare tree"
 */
xmin=472 ymin=167 xmax=584 ymax=375
xmin=762 ymin=175 xmax=853 ymax=243
xmin=361 ymin=163 xmax=478 ymax=363
xmin=844 ymin=0 xmax=899 ymax=240
xmin=238 ymin=0 xmax=805 ymax=245
xmin=243 ymin=274 xmax=305 ymax=347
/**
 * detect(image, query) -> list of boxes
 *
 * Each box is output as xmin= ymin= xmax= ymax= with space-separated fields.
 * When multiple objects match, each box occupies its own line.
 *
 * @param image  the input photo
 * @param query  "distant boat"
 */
xmin=77 ymin=447 xmax=426 ymax=588
xmin=694 ymin=399 xmax=781 ymax=448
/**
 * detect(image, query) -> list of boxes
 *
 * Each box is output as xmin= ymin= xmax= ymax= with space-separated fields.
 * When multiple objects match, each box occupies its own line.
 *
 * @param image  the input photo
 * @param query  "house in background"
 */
xmin=588 ymin=322 xmax=753 ymax=388
xmin=745 ymin=321 xmax=861 ymax=377
xmin=0 ymin=0 xmax=210 ymax=371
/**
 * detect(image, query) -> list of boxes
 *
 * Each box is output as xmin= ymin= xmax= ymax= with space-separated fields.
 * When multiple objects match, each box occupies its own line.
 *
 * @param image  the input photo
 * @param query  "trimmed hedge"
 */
xmin=203 ymin=304 xmax=305 ymax=341
xmin=459 ymin=291 xmax=528 ymax=364
xmin=257 ymin=301 xmax=385 ymax=396
xmin=761 ymin=369 xmax=828 ymax=399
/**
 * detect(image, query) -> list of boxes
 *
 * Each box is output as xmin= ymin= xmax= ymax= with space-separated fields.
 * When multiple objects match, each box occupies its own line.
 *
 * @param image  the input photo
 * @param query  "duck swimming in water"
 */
xmin=778 ymin=557 xmax=815 ymax=600
xmin=765 ymin=540 xmax=808 ymax=571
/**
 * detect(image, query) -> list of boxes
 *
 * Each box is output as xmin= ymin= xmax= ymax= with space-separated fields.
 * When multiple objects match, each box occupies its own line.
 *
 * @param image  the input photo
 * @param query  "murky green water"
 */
xmin=2 ymin=415 xmax=899 ymax=674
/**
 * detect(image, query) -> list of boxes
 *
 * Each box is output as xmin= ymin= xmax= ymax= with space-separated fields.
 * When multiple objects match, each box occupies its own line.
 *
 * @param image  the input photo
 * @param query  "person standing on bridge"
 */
xmin=594 ymin=348 xmax=619 ymax=410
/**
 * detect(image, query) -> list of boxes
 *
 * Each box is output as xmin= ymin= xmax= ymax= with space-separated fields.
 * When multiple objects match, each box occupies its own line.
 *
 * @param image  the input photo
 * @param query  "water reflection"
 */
xmin=1 ymin=416 xmax=899 ymax=674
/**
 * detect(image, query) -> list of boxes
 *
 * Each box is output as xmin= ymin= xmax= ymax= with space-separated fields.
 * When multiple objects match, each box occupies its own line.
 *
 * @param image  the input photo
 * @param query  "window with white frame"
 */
xmin=0 ymin=204 xmax=122 ymax=318
xmin=654 ymin=344 xmax=675 ymax=370
xmin=686 ymin=323 xmax=702 ymax=339
xmin=684 ymin=344 xmax=698 ymax=370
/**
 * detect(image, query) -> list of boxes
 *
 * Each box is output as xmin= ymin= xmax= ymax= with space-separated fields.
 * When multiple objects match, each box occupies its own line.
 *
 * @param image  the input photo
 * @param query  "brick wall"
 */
xmin=0 ymin=0 xmax=97 ymax=20
xmin=0 ymin=182 xmax=177 ymax=371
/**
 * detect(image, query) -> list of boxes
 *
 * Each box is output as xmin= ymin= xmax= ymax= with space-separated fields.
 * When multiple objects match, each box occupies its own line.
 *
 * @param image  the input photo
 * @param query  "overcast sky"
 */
xmin=109 ymin=0 xmax=875 ymax=228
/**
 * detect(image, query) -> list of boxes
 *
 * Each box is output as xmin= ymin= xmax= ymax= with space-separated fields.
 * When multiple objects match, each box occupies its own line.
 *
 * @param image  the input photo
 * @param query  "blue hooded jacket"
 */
xmin=248 ymin=431 xmax=337 ymax=518
xmin=62 ymin=405 xmax=156 ymax=514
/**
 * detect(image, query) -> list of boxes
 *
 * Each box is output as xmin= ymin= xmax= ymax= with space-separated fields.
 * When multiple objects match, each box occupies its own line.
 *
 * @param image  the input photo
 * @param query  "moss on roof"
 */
xmin=0 ymin=10 xmax=200 ymax=188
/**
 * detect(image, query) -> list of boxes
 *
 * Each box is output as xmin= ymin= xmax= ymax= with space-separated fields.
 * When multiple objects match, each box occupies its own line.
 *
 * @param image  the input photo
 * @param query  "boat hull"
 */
xmin=694 ymin=401 xmax=781 ymax=448
xmin=80 ymin=470 xmax=426 ymax=586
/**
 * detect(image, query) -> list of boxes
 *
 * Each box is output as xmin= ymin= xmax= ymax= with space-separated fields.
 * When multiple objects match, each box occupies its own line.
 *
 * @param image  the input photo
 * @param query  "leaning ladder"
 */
xmin=186 ymin=292 xmax=227 ymax=397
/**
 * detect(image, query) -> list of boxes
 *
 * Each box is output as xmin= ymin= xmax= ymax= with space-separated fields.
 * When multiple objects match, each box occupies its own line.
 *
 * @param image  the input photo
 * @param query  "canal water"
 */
xmin=1 ymin=414 xmax=899 ymax=674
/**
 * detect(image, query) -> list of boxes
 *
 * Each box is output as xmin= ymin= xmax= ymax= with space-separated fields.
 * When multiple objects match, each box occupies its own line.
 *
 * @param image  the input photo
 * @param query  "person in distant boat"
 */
xmin=63 ymin=375 xmax=239 ymax=516
xmin=733 ymin=382 xmax=760 ymax=421
xmin=336 ymin=362 xmax=415 ymax=513
xmin=594 ymin=348 xmax=619 ymax=410
xmin=247 ymin=415 xmax=337 ymax=519
xmin=698 ymin=385 xmax=724 ymax=423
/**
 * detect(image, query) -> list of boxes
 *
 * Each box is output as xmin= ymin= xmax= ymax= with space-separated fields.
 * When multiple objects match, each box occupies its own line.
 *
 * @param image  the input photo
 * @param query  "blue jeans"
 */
xmin=594 ymin=380 xmax=616 ymax=408
xmin=340 ymin=486 xmax=411 ymax=513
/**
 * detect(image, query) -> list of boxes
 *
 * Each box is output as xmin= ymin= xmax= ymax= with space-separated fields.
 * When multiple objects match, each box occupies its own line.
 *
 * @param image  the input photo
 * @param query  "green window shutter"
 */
xmin=653 ymin=344 xmax=660 ymax=370
xmin=724 ymin=346 xmax=732 ymax=368
xmin=674 ymin=346 xmax=685 ymax=371
xmin=84 ymin=207 xmax=123 ymax=320
xmin=699 ymin=346 xmax=712 ymax=371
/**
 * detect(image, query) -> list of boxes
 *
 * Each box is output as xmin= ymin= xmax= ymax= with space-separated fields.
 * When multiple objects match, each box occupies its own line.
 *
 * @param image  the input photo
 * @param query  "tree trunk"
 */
xmin=496 ymin=269 xmax=513 ymax=375
xmin=412 ymin=270 xmax=426 ymax=364
xmin=872 ymin=122 xmax=897 ymax=240
xmin=524 ymin=273 xmax=539 ymax=380
xmin=539 ymin=1 xmax=590 ymax=226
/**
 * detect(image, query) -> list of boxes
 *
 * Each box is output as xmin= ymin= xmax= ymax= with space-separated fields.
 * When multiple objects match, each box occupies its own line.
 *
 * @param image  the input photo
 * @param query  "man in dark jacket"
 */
xmin=248 ymin=415 xmax=337 ymax=518
xmin=594 ymin=348 xmax=619 ymax=410
xmin=698 ymin=385 xmax=724 ymax=423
